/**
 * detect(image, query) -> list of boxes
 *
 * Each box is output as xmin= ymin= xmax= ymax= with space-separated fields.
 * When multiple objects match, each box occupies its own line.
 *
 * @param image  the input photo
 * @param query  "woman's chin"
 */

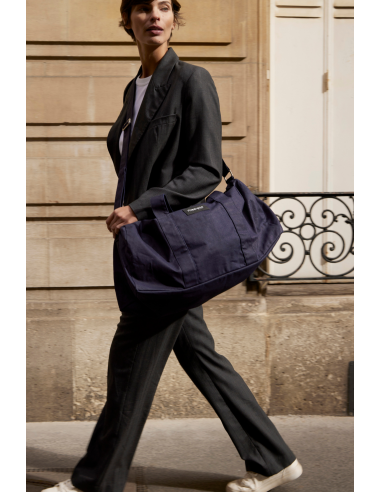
xmin=139 ymin=35 xmax=169 ymax=47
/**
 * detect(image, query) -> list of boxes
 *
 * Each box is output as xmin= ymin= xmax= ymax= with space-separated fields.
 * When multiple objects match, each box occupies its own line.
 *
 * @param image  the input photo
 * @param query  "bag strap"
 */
xmin=151 ymin=193 xmax=173 ymax=218
xmin=208 ymin=189 xmax=258 ymax=265
xmin=151 ymin=194 xmax=199 ymax=287
xmin=222 ymin=159 xmax=234 ymax=182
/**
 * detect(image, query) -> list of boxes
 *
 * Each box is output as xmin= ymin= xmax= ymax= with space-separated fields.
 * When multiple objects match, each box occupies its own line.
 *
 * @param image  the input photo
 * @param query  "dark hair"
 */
xmin=119 ymin=0 xmax=185 ymax=42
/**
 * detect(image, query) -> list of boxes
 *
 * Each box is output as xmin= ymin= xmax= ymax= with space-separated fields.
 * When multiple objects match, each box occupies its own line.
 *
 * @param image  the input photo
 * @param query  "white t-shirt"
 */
xmin=119 ymin=74 xmax=152 ymax=155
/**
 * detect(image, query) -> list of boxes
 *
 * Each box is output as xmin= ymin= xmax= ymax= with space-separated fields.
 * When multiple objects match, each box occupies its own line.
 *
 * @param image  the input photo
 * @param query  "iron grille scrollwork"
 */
xmin=249 ymin=192 xmax=354 ymax=282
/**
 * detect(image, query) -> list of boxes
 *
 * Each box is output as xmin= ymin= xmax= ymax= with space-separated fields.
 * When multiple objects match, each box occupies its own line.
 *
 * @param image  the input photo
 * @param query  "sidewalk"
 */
xmin=27 ymin=416 xmax=353 ymax=492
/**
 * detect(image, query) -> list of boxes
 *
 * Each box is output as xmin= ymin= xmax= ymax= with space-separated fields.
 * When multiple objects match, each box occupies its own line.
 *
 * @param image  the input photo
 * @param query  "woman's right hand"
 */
xmin=106 ymin=205 xmax=138 ymax=237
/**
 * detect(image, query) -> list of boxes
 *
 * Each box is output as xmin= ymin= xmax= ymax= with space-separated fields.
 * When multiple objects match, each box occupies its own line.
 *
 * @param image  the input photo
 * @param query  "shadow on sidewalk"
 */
xmin=131 ymin=465 xmax=238 ymax=491
xmin=27 ymin=447 xmax=239 ymax=492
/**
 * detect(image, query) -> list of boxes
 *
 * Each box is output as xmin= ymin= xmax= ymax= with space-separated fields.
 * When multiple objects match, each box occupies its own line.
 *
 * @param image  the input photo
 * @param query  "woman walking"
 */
xmin=43 ymin=1 xmax=302 ymax=491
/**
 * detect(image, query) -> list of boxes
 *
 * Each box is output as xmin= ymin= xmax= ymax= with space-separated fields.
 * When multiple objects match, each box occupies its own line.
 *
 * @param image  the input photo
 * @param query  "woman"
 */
xmin=43 ymin=1 xmax=302 ymax=491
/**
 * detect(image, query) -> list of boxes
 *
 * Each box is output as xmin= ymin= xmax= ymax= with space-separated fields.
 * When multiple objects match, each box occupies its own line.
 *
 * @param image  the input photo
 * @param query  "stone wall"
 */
xmin=26 ymin=284 xmax=353 ymax=422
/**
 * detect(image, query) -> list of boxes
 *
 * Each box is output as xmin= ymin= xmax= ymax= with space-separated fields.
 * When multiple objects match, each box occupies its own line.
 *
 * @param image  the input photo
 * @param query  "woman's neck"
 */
xmin=136 ymin=43 xmax=169 ymax=78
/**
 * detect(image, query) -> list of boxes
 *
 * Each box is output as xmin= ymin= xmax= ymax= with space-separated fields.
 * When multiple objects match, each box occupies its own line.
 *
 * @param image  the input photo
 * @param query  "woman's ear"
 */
xmin=122 ymin=12 xmax=130 ymax=29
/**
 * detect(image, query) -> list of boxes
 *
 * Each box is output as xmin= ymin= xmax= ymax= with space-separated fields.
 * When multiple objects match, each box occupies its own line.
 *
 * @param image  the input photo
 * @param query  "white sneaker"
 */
xmin=226 ymin=459 xmax=303 ymax=492
xmin=41 ymin=479 xmax=83 ymax=492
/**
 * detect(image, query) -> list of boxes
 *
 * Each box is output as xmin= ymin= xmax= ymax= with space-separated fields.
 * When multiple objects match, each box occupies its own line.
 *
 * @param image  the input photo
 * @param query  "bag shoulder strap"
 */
xmin=222 ymin=159 xmax=234 ymax=182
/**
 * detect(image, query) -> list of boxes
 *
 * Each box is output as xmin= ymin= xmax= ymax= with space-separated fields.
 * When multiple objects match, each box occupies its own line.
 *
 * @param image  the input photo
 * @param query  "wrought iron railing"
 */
xmin=249 ymin=192 xmax=354 ymax=282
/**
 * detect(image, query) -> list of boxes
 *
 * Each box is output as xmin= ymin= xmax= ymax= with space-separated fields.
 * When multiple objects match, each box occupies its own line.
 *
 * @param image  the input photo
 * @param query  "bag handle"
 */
xmin=151 ymin=194 xmax=173 ymax=219
xmin=150 ymin=194 xmax=199 ymax=287
xmin=208 ymin=189 xmax=258 ymax=265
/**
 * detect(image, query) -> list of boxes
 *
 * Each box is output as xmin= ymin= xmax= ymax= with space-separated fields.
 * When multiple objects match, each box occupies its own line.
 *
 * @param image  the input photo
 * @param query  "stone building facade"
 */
xmin=26 ymin=0 xmax=354 ymax=421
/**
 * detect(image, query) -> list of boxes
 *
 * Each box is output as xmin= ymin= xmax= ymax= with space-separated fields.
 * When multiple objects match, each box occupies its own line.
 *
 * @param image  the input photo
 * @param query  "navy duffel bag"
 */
xmin=116 ymin=163 xmax=282 ymax=315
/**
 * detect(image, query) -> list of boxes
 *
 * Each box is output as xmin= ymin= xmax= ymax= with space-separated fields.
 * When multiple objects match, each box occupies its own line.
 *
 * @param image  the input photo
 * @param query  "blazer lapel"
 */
xmin=128 ymin=47 xmax=179 ymax=160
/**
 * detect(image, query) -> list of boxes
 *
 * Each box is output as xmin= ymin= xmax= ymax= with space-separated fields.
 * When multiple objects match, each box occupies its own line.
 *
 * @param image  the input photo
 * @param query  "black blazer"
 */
xmin=107 ymin=47 xmax=223 ymax=221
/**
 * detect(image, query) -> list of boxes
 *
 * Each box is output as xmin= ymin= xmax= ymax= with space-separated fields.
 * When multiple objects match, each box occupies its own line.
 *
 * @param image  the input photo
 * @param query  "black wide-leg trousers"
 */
xmin=71 ymin=305 xmax=296 ymax=492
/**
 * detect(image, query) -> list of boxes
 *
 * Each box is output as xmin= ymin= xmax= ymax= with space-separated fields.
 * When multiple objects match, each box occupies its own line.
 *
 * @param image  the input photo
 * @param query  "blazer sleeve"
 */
xmin=128 ymin=67 xmax=223 ymax=221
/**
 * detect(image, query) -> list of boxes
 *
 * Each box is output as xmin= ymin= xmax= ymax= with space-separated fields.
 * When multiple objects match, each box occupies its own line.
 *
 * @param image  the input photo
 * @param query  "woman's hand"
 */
xmin=106 ymin=205 xmax=138 ymax=238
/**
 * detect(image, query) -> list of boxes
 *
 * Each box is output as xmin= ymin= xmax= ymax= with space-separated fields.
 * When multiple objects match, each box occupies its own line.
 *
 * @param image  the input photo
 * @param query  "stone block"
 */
xmin=26 ymin=288 xmax=117 ymax=302
xmin=26 ymin=61 xmax=246 ymax=135
xmin=27 ymin=156 xmax=117 ymax=204
xmin=268 ymin=299 xmax=354 ymax=415
xmin=26 ymin=222 xmax=114 ymax=288
xmin=26 ymin=139 xmax=247 ymax=206
xmin=49 ymin=237 xmax=114 ymax=287
xmin=149 ymin=300 xmax=270 ymax=418
xmin=26 ymin=292 xmax=354 ymax=421
xmin=26 ymin=295 xmax=119 ymax=422
xmin=267 ymin=295 xmax=354 ymax=315
xmin=27 ymin=318 xmax=73 ymax=422
xmin=26 ymin=0 xmax=68 ymax=41
xmin=72 ymin=315 xmax=120 ymax=420
xmin=27 ymin=72 xmax=234 ymax=126
xmin=27 ymin=0 xmax=233 ymax=43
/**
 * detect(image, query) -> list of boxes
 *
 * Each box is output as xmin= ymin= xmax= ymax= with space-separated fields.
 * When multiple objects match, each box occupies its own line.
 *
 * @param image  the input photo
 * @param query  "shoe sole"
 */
xmin=226 ymin=459 xmax=303 ymax=492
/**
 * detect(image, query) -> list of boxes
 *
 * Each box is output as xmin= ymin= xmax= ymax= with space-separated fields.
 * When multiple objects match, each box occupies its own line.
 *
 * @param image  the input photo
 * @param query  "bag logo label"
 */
xmin=182 ymin=204 xmax=209 ymax=216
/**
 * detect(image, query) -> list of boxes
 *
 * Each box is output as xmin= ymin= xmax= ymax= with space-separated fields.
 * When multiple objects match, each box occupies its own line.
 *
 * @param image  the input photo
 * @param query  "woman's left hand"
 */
xmin=106 ymin=205 xmax=138 ymax=238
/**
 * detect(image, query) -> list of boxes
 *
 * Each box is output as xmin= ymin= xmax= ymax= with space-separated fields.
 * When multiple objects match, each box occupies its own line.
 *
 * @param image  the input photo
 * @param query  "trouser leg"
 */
xmin=173 ymin=305 xmax=296 ymax=477
xmin=71 ymin=309 xmax=188 ymax=492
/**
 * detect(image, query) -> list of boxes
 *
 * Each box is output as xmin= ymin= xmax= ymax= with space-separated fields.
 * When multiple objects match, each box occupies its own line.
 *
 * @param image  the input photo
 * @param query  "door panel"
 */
xmin=269 ymin=0 xmax=354 ymax=279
